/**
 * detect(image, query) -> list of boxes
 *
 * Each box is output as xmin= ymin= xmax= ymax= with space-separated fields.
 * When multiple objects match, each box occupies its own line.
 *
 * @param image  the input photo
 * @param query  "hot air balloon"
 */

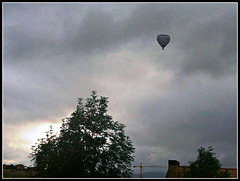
xmin=157 ymin=34 xmax=170 ymax=50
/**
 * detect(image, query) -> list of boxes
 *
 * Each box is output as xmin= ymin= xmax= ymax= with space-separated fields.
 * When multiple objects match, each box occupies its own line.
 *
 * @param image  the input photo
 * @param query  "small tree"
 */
xmin=183 ymin=146 xmax=230 ymax=178
xmin=30 ymin=91 xmax=135 ymax=178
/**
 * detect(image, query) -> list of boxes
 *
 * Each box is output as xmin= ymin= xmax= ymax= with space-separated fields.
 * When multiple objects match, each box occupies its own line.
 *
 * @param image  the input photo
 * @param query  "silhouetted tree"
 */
xmin=30 ymin=91 xmax=135 ymax=178
xmin=183 ymin=146 xmax=230 ymax=178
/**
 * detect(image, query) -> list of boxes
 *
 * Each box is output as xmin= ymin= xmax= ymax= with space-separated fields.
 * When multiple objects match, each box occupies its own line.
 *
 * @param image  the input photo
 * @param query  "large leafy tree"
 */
xmin=183 ymin=146 xmax=230 ymax=178
xmin=30 ymin=91 xmax=135 ymax=178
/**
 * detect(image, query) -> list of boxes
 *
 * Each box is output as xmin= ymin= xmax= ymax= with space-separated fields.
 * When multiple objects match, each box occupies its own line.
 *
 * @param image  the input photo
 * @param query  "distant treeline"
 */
xmin=3 ymin=164 xmax=37 ymax=170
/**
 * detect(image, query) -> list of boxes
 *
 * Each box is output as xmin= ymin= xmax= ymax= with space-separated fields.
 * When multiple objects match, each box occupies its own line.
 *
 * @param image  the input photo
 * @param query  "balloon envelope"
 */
xmin=157 ymin=34 xmax=170 ymax=50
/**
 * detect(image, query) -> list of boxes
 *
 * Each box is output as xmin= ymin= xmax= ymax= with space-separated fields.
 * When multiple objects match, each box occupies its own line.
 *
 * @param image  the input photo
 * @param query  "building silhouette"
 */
xmin=166 ymin=160 xmax=237 ymax=178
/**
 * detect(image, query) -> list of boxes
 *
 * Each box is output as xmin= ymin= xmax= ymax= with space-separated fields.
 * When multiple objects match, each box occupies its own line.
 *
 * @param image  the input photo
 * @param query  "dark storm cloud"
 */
xmin=4 ymin=3 xmax=236 ymax=77
xmin=3 ymin=4 xmax=190 ymax=63
xmin=4 ymin=4 xmax=87 ymax=63
xmin=60 ymin=4 xmax=183 ymax=55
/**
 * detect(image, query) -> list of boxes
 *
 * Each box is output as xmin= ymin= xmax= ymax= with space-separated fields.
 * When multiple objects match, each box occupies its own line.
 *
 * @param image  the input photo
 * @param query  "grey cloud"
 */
xmin=178 ymin=10 xmax=236 ymax=78
xmin=4 ymin=3 xmax=237 ymax=68
xmin=3 ymin=56 xmax=100 ymax=124
xmin=3 ymin=145 xmax=31 ymax=166
xmin=4 ymin=4 xmax=85 ymax=62
xmin=3 ymin=4 xmax=190 ymax=64
xmin=127 ymin=74 xmax=236 ymax=167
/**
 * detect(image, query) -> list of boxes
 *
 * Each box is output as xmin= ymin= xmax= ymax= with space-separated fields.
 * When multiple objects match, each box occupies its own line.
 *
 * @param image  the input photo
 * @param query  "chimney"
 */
xmin=166 ymin=160 xmax=180 ymax=178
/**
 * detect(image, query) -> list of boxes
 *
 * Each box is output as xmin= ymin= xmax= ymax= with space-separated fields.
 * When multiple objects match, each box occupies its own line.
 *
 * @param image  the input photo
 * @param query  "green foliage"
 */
xmin=29 ymin=91 xmax=135 ymax=178
xmin=183 ymin=146 xmax=230 ymax=178
xmin=217 ymin=170 xmax=231 ymax=178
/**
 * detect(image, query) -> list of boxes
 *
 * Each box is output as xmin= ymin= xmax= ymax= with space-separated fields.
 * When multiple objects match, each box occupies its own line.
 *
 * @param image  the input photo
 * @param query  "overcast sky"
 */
xmin=3 ymin=2 xmax=237 ymax=173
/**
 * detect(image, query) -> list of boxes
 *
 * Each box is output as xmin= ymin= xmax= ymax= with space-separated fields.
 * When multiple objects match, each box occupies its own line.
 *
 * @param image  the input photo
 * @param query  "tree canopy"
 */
xmin=29 ymin=91 xmax=135 ymax=178
xmin=183 ymin=146 xmax=230 ymax=178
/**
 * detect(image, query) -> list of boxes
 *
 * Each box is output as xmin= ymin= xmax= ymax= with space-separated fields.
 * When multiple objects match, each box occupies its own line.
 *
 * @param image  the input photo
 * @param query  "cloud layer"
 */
xmin=3 ymin=3 xmax=237 ymax=169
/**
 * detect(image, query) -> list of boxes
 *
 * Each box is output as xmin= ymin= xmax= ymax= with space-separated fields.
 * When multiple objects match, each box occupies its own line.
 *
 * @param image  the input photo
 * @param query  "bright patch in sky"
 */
xmin=20 ymin=122 xmax=61 ymax=147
